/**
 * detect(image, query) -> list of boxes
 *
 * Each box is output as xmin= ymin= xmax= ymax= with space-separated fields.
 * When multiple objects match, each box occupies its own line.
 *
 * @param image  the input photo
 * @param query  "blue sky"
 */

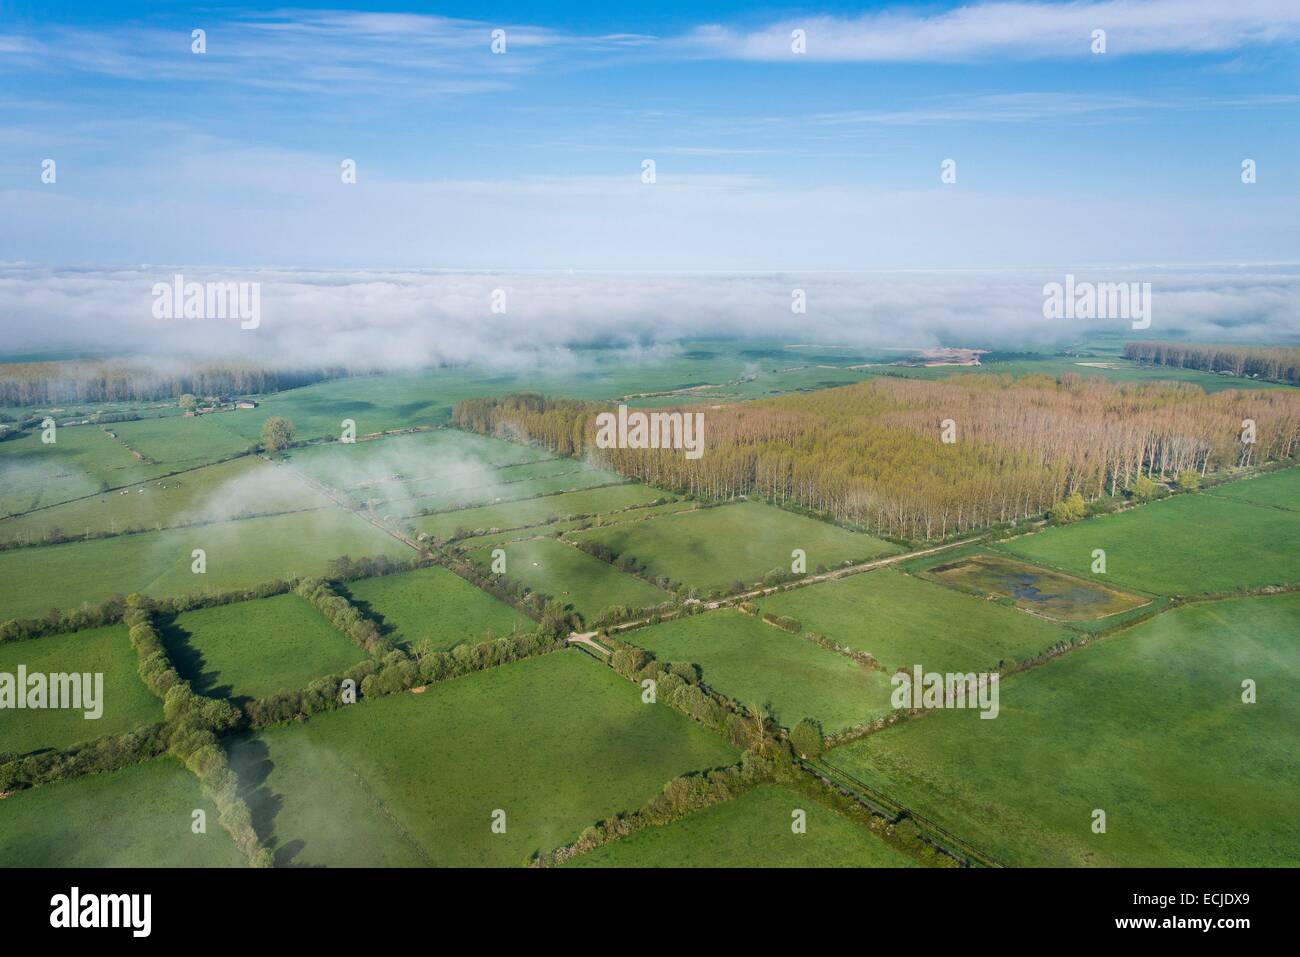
xmin=2 ymin=1 xmax=1299 ymax=269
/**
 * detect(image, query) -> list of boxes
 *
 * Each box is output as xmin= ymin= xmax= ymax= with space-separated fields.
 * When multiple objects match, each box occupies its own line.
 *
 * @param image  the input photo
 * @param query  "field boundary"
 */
xmin=806 ymin=758 xmax=1001 ymax=868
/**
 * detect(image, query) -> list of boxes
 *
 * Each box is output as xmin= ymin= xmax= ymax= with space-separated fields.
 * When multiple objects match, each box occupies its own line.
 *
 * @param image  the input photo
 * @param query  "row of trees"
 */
xmin=1125 ymin=341 xmax=1300 ymax=384
xmin=0 ymin=360 xmax=347 ymax=407
xmin=124 ymin=599 xmax=273 ymax=866
xmin=455 ymin=376 xmax=1300 ymax=540
xmin=0 ymin=724 xmax=168 ymax=791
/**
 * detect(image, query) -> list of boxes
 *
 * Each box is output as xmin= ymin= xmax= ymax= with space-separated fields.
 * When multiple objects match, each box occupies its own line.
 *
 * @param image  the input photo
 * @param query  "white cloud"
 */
xmin=1 ymin=265 xmax=1296 ymax=372
xmin=681 ymin=0 xmax=1300 ymax=61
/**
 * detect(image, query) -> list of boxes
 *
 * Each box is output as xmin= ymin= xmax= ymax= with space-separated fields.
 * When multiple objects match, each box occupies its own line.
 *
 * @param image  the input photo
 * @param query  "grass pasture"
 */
xmin=571 ymin=501 xmax=898 ymax=593
xmin=568 ymin=784 xmax=916 ymax=867
xmin=0 ymin=456 xmax=331 ymax=546
xmin=464 ymin=500 xmax=697 ymax=550
xmin=1204 ymin=466 xmax=1300 ymax=510
xmin=0 ymin=509 xmax=411 ymax=621
xmin=1002 ymin=492 xmax=1300 ymax=596
xmin=105 ymin=415 xmax=254 ymax=469
xmin=416 ymin=483 xmax=667 ymax=540
xmin=0 ymin=757 xmax=245 ymax=866
xmin=394 ymin=467 xmax=628 ymax=515
xmin=345 ymin=565 xmax=533 ymax=651
xmin=919 ymin=553 xmax=1148 ymax=621
xmin=0 ymin=624 xmax=161 ymax=757
xmin=823 ymin=593 xmax=1300 ymax=866
xmin=284 ymin=428 xmax=549 ymax=492
xmin=632 ymin=609 xmax=895 ymax=731
xmin=468 ymin=537 xmax=669 ymax=617
xmin=227 ymin=650 xmax=738 ymax=866
xmin=0 ymin=425 xmax=165 ymax=517
xmin=161 ymin=593 xmax=367 ymax=704
xmin=757 ymin=568 xmax=1072 ymax=674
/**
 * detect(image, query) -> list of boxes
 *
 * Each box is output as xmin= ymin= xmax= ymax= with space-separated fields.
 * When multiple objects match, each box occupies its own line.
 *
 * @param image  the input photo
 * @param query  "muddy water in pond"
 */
xmin=924 ymin=554 xmax=1147 ymax=621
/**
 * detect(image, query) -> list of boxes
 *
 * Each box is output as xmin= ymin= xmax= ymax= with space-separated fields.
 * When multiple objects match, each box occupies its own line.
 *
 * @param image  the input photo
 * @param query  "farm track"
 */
xmin=600 ymin=535 xmax=983 ymax=635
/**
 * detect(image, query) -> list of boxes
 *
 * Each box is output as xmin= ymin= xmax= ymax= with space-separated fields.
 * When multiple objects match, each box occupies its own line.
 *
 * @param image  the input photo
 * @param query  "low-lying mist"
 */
xmin=3 ymin=265 xmax=1298 ymax=373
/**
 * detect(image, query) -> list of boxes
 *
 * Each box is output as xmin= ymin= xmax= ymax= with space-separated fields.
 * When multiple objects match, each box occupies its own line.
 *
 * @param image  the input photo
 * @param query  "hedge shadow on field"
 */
xmin=226 ymin=736 xmax=304 ymax=867
xmin=157 ymin=615 xmax=238 ymax=705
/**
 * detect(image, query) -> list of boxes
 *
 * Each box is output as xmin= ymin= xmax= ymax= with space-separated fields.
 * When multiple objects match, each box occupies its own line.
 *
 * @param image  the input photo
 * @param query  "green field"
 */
xmin=0 ymin=757 xmax=245 ymax=866
xmin=0 ymin=509 xmax=412 ymax=621
xmin=464 ymin=500 xmax=697 ymax=550
xmin=285 ymin=428 xmax=550 ymax=493
xmin=1204 ymin=466 xmax=1300 ymax=510
xmin=227 ymin=650 xmax=738 ymax=866
xmin=0 ymin=624 xmax=161 ymax=756
xmin=569 ymin=784 xmax=916 ymax=867
xmin=382 ymin=456 xmax=599 ymax=509
xmin=571 ymin=501 xmax=898 ymax=593
xmin=106 ymin=415 xmax=254 ymax=469
xmin=0 ymin=456 xmax=332 ymax=546
xmin=416 ymin=483 xmax=667 ymax=540
xmin=0 ymin=425 xmax=169 ymax=517
xmin=396 ymin=468 xmax=629 ymax=516
xmin=162 ymin=593 xmax=366 ymax=703
xmin=345 ymin=565 xmax=533 ymax=651
xmin=633 ymin=609 xmax=894 ymax=731
xmin=757 ymin=569 xmax=1072 ymax=673
xmin=1002 ymin=491 xmax=1300 ymax=596
xmin=469 ymin=537 xmax=670 ymax=617
xmin=823 ymin=593 xmax=1300 ymax=866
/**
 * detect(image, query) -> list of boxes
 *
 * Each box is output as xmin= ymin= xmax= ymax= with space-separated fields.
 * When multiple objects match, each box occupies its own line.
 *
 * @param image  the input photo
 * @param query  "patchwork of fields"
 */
xmin=226 ymin=651 xmax=738 ymax=867
xmin=632 ymin=609 xmax=894 ymax=731
xmin=0 ymin=508 xmax=411 ymax=620
xmin=3 ymin=354 xmax=1296 ymax=871
xmin=756 ymin=568 xmax=1072 ymax=673
xmin=345 ymin=565 xmax=533 ymax=650
xmin=571 ymin=501 xmax=898 ymax=593
xmin=822 ymin=593 xmax=1300 ymax=866
xmin=0 ymin=456 xmax=332 ymax=546
xmin=468 ymin=537 xmax=671 ymax=618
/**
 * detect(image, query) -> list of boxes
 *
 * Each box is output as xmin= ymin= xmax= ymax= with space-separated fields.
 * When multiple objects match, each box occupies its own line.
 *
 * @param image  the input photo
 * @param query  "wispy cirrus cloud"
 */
xmin=680 ymin=0 xmax=1300 ymax=61
xmin=0 ymin=10 xmax=656 ymax=97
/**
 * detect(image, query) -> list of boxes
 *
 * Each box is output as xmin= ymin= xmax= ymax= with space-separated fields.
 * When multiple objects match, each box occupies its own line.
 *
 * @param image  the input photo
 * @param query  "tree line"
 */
xmin=1124 ymin=341 xmax=1300 ymax=384
xmin=453 ymin=376 xmax=1300 ymax=541
xmin=0 ymin=359 xmax=348 ymax=407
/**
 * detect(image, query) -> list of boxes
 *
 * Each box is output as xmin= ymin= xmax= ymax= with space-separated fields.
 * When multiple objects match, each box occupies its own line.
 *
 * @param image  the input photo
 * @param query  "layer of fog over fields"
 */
xmin=2 ymin=264 xmax=1299 ymax=369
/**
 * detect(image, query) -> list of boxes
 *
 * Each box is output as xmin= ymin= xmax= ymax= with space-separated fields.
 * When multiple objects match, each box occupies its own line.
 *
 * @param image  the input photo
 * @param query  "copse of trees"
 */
xmin=455 ymin=376 xmax=1300 ymax=541
xmin=1125 ymin=341 xmax=1300 ymax=385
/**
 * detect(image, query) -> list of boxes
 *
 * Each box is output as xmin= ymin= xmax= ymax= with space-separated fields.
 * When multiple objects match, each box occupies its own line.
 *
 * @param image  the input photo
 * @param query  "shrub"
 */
xmin=790 ymin=718 xmax=825 ymax=759
xmin=1050 ymin=491 xmax=1086 ymax=524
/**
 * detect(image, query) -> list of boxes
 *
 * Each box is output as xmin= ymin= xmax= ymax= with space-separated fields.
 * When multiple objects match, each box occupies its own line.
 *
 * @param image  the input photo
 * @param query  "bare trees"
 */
xmin=1125 ymin=342 xmax=1300 ymax=385
xmin=454 ymin=376 xmax=1300 ymax=541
